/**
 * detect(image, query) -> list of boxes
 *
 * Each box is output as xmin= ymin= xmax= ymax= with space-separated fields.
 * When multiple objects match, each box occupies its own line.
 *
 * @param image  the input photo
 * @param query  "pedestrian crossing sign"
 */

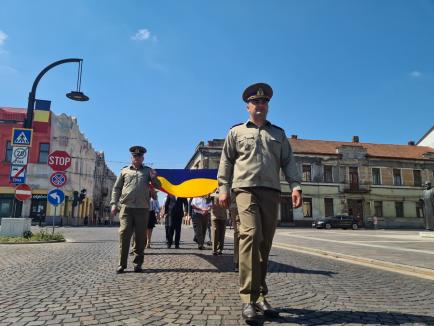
xmin=11 ymin=128 xmax=33 ymax=147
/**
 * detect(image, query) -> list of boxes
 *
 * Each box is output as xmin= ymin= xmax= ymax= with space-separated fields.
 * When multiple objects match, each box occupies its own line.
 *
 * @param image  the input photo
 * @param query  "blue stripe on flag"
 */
xmin=35 ymin=99 xmax=51 ymax=111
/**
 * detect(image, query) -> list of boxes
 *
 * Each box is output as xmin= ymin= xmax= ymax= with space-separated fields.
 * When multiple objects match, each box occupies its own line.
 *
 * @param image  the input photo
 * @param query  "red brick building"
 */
xmin=0 ymin=107 xmax=51 ymax=218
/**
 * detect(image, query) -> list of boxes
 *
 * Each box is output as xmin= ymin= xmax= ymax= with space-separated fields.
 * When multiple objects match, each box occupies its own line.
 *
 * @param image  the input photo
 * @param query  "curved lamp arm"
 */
xmin=25 ymin=58 xmax=83 ymax=128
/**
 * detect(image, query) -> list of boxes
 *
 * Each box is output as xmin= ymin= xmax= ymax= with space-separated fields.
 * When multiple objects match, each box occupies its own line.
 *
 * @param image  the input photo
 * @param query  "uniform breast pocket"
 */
xmin=123 ymin=174 xmax=133 ymax=186
xmin=237 ymin=136 xmax=256 ymax=153
xmin=267 ymin=136 xmax=282 ymax=153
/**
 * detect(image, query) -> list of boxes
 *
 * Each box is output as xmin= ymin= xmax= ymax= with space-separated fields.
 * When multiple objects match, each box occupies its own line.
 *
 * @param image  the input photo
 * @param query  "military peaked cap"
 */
xmin=242 ymin=82 xmax=273 ymax=102
xmin=129 ymin=146 xmax=147 ymax=155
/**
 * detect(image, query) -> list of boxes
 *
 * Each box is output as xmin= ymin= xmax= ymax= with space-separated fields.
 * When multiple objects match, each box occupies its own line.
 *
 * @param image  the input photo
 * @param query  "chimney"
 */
xmin=408 ymin=140 xmax=415 ymax=146
xmin=352 ymin=136 xmax=359 ymax=143
xmin=291 ymin=135 xmax=298 ymax=139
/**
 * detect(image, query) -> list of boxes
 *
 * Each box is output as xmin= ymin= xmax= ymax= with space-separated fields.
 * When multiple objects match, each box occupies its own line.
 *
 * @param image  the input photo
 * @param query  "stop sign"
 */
xmin=15 ymin=184 xmax=32 ymax=201
xmin=48 ymin=151 xmax=72 ymax=171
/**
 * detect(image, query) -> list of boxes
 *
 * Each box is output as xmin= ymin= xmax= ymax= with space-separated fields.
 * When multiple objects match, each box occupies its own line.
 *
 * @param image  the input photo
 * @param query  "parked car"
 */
xmin=312 ymin=215 xmax=359 ymax=230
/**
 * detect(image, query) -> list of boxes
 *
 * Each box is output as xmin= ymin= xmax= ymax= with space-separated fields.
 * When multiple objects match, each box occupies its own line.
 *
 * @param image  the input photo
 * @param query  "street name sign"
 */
xmin=11 ymin=128 xmax=33 ymax=147
xmin=47 ymin=188 xmax=65 ymax=206
xmin=15 ymin=184 xmax=32 ymax=201
xmin=48 ymin=151 xmax=72 ymax=171
xmin=50 ymin=172 xmax=67 ymax=188
xmin=11 ymin=146 xmax=29 ymax=165
xmin=9 ymin=165 xmax=26 ymax=184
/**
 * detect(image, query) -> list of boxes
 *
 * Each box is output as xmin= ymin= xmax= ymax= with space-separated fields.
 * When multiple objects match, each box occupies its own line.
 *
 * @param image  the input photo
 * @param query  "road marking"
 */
xmin=301 ymin=230 xmax=434 ymax=241
xmin=278 ymin=233 xmax=434 ymax=255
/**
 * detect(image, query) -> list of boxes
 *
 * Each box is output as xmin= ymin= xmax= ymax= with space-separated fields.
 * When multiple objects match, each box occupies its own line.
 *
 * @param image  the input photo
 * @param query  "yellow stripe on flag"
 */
xmin=33 ymin=110 xmax=50 ymax=123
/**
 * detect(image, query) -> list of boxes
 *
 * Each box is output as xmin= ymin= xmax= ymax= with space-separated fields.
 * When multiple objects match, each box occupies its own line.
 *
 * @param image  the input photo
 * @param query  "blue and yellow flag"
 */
xmin=33 ymin=99 xmax=51 ymax=133
xmin=155 ymin=169 xmax=217 ymax=198
xmin=34 ymin=99 xmax=51 ymax=122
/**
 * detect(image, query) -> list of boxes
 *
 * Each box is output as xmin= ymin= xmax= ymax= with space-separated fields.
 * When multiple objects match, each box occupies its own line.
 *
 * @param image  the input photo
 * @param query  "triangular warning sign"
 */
xmin=15 ymin=132 xmax=29 ymax=144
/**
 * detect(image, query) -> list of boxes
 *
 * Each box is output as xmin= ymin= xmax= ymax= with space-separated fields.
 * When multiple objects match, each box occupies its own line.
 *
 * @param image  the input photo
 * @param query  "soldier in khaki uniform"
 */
xmin=110 ymin=146 xmax=161 ymax=274
xmin=217 ymin=83 xmax=302 ymax=321
xmin=210 ymin=192 xmax=227 ymax=255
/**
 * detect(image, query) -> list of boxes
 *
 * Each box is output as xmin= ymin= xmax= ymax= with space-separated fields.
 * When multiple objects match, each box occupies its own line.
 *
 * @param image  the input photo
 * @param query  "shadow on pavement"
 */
xmin=138 ymin=252 xmax=336 ymax=276
xmin=268 ymin=260 xmax=336 ymax=276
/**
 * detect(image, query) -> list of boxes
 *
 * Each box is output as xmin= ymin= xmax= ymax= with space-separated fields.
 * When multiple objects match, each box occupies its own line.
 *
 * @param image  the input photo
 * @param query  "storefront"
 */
xmin=0 ymin=194 xmax=23 ymax=218
xmin=30 ymin=194 xmax=47 ymax=222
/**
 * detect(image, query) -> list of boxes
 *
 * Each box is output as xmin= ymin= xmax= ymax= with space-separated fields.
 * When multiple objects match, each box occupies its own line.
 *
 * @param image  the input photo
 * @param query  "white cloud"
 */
xmin=409 ymin=70 xmax=422 ymax=78
xmin=0 ymin=65 xmax=18 ymax=74
xmin=131 ymin=29 xmax=153 ymax=41
xmin=0 ymin=30 xmax=8 ymax=45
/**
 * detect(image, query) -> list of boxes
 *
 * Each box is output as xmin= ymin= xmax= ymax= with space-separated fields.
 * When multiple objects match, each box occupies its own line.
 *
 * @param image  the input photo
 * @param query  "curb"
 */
xmin=0 ymin=240 xmax=65 ymax=245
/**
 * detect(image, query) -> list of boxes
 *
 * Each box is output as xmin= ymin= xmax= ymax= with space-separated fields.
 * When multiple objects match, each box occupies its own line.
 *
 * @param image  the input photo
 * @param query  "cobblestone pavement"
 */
xmin=1 ymin=225 xmax=434 ymax=325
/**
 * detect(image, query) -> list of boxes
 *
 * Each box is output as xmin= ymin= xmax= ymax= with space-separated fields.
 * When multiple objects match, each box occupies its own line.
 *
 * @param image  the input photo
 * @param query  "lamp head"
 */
xmin=66 ymin=91 xmax=89 ymax=101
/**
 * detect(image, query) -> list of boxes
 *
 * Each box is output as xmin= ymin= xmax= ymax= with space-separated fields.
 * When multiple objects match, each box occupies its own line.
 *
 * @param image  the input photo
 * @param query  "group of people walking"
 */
xmin=110 ymin=82 xmax=303 ymax=322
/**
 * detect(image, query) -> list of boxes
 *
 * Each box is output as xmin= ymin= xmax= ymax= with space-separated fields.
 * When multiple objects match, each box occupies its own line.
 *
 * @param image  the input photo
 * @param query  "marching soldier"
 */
xmin=210 ymin=191 xmax=227 ymax=255
xmin=217 ymin=83 xmax=302 ymax=321
xmin=110 ymin=146 xmax=161 ymax=273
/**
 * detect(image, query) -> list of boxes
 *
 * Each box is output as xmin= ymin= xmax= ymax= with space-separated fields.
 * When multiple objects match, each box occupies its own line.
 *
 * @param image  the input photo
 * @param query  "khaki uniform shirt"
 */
xmin=218 ymin=120 xmax=301 ymax=193
xmin=110 ymin=164 xmax=162 ymax=209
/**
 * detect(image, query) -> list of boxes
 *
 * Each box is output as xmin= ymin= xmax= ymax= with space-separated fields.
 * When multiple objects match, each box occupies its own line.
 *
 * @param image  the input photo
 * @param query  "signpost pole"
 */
xmin=52 ymin=205 xmax=56 ymax=235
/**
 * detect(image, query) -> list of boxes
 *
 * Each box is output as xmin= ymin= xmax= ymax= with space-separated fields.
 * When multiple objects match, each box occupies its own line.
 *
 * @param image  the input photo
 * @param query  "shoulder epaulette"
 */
xmin=271 ymin=124 xmax=284 ymax=131
xmin=121 ymin=165 xmax=129 ymax=170
xmin=230 ymin=123 xmax=243 ymax=129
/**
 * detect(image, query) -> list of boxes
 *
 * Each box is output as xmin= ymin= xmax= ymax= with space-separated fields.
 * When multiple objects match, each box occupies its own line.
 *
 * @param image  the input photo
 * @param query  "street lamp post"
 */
xmin=24 ymin=58 xmax=89 ymax=128
xmin=23 ymin=58 xmax=89 ymax=226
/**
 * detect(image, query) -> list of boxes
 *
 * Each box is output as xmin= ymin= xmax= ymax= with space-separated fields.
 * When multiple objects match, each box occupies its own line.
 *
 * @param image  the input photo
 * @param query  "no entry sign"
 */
xmin=50 ymin=172 xmax=67 ymax=188
xmin=15 ymin=184 xmax=32 ymax=201
xmin=48 ymin=151 xmax=72 ymax=171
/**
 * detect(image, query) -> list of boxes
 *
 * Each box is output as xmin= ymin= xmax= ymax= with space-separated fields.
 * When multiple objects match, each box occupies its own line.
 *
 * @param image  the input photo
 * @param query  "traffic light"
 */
xmin=79 ymin=189 xmax=87 ymax=203
xmin=72 ymin=191 xmax=79 ymax=207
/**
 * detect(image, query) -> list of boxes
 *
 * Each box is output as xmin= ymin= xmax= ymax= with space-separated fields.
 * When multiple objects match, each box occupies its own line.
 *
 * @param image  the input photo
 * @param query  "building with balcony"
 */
xmin=186 ymin=135 xmax=434 ymax=228
xmin=93 ymin=151 xmax=117 ymax=225
xmin=0 ymin=107 xmax=115 ymax=225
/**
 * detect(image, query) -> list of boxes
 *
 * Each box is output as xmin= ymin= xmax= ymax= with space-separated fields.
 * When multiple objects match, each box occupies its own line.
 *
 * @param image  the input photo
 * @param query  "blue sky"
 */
xmin=1 ymin=0 xmax=433 ymax=174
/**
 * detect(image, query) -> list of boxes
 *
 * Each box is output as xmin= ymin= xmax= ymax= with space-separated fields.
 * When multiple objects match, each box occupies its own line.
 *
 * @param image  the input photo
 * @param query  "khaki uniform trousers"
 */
xmin=234 ymin=187 xmax=280 ymax=304
xmin=211 ymin=218 xmax=226 ymax=253
xmin=119 ymin=206 xmax=149 ymax=268
xmin=229 ymin=206 xmax=240 ymax=266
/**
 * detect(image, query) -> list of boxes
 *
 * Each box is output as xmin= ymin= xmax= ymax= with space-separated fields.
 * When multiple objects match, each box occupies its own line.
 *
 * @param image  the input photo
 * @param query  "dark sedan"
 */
xmin=312 ymin=215 xmax=359 ymax=230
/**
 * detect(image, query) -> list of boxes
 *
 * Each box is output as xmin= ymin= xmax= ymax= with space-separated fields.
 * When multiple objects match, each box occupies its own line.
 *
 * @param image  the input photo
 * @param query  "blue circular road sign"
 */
xmin=47 ymin=188 xmax=65 ymax=206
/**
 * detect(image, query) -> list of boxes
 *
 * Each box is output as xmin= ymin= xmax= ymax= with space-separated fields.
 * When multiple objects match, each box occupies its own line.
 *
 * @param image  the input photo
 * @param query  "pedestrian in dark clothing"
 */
xmin=164 ymin=195 xmax=188 ymax=248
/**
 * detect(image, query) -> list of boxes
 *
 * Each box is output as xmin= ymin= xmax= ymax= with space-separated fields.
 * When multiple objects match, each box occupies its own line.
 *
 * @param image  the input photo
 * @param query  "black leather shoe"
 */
xmin=212 ymin=252 xmax=218 ymax=255
xmin=133 ymin=265 xmax=143 ymax=273
xmin=242 ymin=303 xmax=257 ymax=321
xmin=167 ymin=244 xmax=172 ymax=249
xmin=256 ymin=299 xmax=279 ymax=317
xmin=175 ymin=245 xmax=180 ymax=249
xmin=234 ymin=263 xmax=239 ymax=272
xmin=116 ymin=266 xmax=125 ymax=274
